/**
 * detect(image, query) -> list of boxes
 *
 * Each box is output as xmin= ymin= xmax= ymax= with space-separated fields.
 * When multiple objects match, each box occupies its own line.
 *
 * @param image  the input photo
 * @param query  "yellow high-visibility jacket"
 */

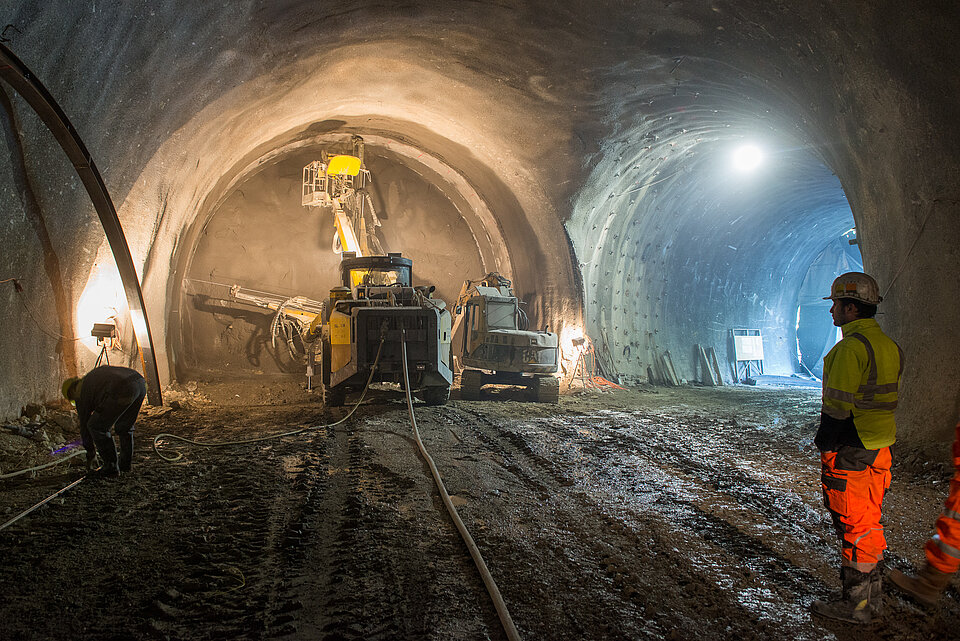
xmin=820 ymin=318 xmax=903 ymax=450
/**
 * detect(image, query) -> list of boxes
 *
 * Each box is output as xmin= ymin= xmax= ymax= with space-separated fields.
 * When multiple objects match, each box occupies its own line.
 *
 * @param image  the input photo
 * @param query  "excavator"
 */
xmin=452 ymin=273 xmax=560 ymax=403
xmin=200 ymin=136 xmax=453 ymax=405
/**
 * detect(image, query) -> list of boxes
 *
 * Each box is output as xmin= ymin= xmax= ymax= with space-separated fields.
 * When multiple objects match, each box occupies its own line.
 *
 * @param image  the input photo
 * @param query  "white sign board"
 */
xmin=734 ymin=335 xmax=764 ymax=361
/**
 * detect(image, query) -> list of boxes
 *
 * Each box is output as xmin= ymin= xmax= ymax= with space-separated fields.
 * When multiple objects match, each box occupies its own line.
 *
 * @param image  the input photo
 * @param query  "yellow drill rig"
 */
xmin=194 ymin=136 xmax=453 ymax=405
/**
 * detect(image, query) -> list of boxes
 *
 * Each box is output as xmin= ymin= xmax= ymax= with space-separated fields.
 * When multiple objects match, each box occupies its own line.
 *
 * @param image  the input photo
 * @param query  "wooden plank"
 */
xmin=697 ymin=345 xmax=717 ymax=386
xmin=658 ymin=355 xmax=671 ymax=385
xmin=663 ymin=351 xmax=681 ymax=386
xmin=654 ymin=356 xmax=668 ymax=385
xmin=707 ymin=347 xmax=724 ymax=386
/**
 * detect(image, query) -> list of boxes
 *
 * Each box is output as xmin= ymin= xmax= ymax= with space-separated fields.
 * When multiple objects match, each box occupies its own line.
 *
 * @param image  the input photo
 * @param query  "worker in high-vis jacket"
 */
xmin=62 ymin=366 xmax=147 ymax=479
xmin=888 ymin=419 xmax=960 ymax=606
xmin=809 ymin=272 xmax=903 ymax=624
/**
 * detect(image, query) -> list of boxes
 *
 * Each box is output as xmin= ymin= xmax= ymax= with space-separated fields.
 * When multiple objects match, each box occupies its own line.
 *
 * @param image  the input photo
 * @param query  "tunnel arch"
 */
xmin=167 ymin=127 xmax=527 ymax=378
xmin=566 ymin=57 xmax=859 ymax=385
xmin=99 ymin=37 xmax=584 ymax=385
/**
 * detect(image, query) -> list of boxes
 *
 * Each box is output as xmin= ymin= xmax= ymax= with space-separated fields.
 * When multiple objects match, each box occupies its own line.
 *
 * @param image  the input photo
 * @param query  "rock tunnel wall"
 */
xmin=0 ymin=1 xmax=957 ymax=446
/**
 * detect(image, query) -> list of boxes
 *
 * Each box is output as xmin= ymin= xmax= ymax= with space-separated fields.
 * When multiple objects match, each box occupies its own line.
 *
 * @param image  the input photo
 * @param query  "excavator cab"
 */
xmin=452 ymin=273 xmax=560 ymax=402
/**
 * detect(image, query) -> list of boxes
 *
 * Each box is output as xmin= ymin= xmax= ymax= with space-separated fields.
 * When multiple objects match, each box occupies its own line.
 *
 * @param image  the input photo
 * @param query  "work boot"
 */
xmin=93 ymin=431 xmax=119 ymax=472
xmin=118 ymin=433 xmax=134 ymax=472
xmin=888 ymin=563 xmax=953 ymax=607
xmin=810 ymin=566 xmax=873 ymax=624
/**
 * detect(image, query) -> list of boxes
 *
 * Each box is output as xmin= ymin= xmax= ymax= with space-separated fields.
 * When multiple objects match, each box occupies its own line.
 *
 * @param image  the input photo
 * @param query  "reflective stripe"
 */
xmin=846 ymin=332 xmax=899 ymax=410
xmin=936 ymin=537 xmax=960 ymax=560
xmin=850 ymin=527 xmax=885 ymax=565
xmin=943 ymin=509 xmax=960 ymax=522
xmin=848 ymin=334 xmax=878 ymax=398
xmin=858 ymin=382 xmax=899 ymax=395
xmin=853 ymin=527 xmax=883 ymax=547
xmin=855 ymin=399 xmax=898 ymax=410
xmin=825 ymin=387 xmax=856 ymax=403
xmin=822 ymin=403 xmax=851 ymax=420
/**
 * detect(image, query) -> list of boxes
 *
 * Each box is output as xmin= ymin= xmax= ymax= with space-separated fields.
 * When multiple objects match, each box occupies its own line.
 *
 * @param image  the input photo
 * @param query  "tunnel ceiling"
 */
xmin=2 ymin=1 xmax=958 ymax=440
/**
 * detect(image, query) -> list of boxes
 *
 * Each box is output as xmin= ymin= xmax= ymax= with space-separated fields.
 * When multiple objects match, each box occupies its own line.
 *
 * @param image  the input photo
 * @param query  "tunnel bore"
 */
xmin=172 ymin=134 xmax=517 ymax=380
xmin=1 ymin=0 xmax=956 ymax=441
xmin=570 ymin=134 xmax=857 ymax=384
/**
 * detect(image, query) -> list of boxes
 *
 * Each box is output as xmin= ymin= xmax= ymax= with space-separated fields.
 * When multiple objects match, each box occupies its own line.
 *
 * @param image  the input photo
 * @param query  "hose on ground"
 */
xmin=399 ymin=329 xmax=522 ymax=641
xmin=0 ymin=476 xmax=86 ymax=532
xmin=151 ymin=333 xmax=387 ymax=462
xmin=0 ymin=448 xmax=86 ymax=480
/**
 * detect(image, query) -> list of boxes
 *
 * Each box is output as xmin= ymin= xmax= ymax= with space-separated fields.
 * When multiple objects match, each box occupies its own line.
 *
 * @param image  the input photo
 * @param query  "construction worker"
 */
xmin=809 ymin=272 xmax=903 ymax=624
xmin=61 ymin=366 xmax=147 ymax=479
xmin=888 ymin=419 xmax=960 ymax=605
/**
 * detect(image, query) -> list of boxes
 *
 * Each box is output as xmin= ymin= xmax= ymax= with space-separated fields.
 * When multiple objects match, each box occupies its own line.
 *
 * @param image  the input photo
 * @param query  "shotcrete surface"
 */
xmin=0 ymin=383 xmax=956 ymax=640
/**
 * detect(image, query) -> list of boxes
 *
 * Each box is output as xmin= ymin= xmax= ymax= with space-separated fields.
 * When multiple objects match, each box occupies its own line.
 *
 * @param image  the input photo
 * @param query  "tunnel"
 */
xmin=3 ymin=2 xmax=957 ymax=443
xmin=1 ymin=2 xmax=960 ymax=637
xmin=0 ymin=0 xmax=960 ymax=639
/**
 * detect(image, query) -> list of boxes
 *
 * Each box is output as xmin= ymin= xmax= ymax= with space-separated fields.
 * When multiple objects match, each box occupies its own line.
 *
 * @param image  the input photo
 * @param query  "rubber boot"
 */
xmin=810 ymin=566 xmax=873 ymax=624
xmin=118 ymin=433 xmax=134 ymax=472
xmin=90 ymin=432 xmax=120 ymax=478
xmin=869 ymin=561 xmax=884 ymax=617
xmin=888 ymin=563 xmax=953 ymax=607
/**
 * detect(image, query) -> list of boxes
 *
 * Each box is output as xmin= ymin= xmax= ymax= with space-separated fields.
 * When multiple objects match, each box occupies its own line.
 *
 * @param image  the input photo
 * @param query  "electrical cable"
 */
xmin=94 ymin=342 xmax=109 ymax=367
xmin=880 ymin=204 xmax=938 ymax=300
xmin=151 ymin=333 xmax=388 ymax=462
xmin=0 ymin=449 xmax=86 ymax=479
xmin=12 ymin=287 xmax=84 ymax=342
xmin=0 ymin=476 xmax=85 ymax=532
xmin=399 ymin=329 xmax=522 ymax=641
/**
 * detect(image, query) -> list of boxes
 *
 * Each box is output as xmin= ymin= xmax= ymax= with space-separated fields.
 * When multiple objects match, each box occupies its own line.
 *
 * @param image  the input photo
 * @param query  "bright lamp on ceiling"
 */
xmin=732 ymin=145 xmax=763 ymax=172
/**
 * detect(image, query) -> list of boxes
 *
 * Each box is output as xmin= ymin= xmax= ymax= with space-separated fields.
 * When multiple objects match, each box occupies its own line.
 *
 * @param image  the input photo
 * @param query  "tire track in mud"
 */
xmin=439 ymin=404 xmax=575 ymax=493
xmin=551 ymin=411 xmax=836 ymax=619
xmin=274 ymin=409 xmax=495 ymax=641
xmin=426 ymin=404 xmax=663 ymax=639
xmin=445 ymin=402 xmax=839 ymax=640
xmin=522 ymin=411 xmax=838 ymax=573
xmin=142 ymin=404 xmax=497 ymax=641
xmin=142 ymin=436 xmax=317 ymax=640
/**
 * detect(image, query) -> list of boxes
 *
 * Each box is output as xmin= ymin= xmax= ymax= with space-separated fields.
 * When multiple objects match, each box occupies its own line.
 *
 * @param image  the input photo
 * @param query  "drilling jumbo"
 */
xmin=452 ymin=272 xmax=560 ymax=403
xmin=304 ymin=251 xmax=453 ymax=406
xmin=215 ymin=136 xmax=453 ymax=406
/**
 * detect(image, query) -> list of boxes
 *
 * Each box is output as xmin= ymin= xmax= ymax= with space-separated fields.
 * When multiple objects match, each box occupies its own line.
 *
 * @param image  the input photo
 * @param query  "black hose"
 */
xmin=400 ymin=330 xmax=522 ymax=641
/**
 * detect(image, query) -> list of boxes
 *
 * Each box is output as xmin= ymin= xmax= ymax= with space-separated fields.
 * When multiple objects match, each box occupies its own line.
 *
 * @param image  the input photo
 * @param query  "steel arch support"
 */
xmin=0 ymin=42 xmax=162 ymax=406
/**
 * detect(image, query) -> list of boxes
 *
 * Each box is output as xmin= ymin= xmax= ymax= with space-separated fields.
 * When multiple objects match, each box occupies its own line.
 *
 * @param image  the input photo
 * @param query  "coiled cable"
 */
xmin=152 ymin=332 xmax=387 ymax=462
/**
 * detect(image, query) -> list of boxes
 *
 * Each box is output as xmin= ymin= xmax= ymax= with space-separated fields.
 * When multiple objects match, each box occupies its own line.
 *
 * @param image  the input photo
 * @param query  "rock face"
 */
xmin=0 ymin=1 xmax=957 ymax=445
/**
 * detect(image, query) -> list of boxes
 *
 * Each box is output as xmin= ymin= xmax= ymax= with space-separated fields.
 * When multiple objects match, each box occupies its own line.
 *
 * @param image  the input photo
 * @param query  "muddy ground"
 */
xmin=1 ymin=379 xmax=958 ymax=641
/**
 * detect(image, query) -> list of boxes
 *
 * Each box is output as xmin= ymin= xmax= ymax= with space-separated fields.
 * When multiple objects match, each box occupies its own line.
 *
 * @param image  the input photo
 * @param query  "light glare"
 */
xmin=77 ymin=264 xmax=124 ymax=355
xmin=732 ymin=145 xmax=763 ymax=172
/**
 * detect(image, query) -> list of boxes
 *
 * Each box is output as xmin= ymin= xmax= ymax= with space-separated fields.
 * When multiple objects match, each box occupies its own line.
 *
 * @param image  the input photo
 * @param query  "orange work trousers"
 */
xmin=925 ymin=421 xmax=960 ymax=574
xmin=820 ymin=445 xmax=892 ymax=572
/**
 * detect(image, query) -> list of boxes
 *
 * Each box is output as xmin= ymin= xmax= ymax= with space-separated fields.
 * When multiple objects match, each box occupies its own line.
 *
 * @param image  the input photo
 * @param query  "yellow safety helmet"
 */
xmin=823 ymin=272 xmax=882 ymax=305
xmin=61 ymin=376 xmax=81 ymax=402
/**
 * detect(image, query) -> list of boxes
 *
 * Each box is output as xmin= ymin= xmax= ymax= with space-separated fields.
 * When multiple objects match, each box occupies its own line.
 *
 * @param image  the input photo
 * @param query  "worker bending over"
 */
xmin=62 ymin=366 xmax=147 ymax=479
xmin=810 ymin=272 xmax=903 ymax=624
xmin=889 ymin=419 xmax=960 ymax=605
